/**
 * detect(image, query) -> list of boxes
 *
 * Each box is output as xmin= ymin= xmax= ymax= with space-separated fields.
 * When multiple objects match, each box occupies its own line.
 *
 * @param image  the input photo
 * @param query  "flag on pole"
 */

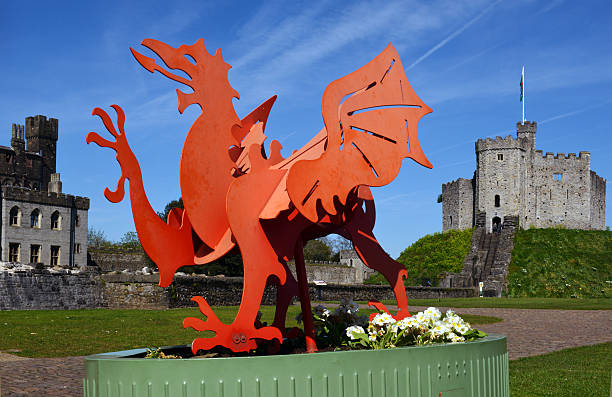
xmin=520 ymin=67 xmax=524 ymax=102
xmin=520 ymin=66 xmax=525 ymax=124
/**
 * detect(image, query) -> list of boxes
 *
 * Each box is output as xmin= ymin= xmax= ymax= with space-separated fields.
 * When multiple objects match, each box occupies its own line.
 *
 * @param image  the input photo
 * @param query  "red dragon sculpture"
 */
xmin=87 ymin=38 xmax=432 ymax=353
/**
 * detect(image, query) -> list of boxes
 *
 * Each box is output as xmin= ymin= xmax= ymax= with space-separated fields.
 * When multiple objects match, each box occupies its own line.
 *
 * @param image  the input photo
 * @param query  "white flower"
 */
xmin=372 ymin=312 xmax=395 ymax=327
xmin=368 ymin=333 xmax=376 ymax=341
xmin=424 ymin=307 xmax=442 ymax=321
xmin=448 ymin=332 xmax=465 ymax=343
xmin=313 ymin=305 xmax=330 ymax=319
xmin=345 ymin=325 xmax=365 ymax=340
xmin=431 ymin=321 xmax=450 ymax=337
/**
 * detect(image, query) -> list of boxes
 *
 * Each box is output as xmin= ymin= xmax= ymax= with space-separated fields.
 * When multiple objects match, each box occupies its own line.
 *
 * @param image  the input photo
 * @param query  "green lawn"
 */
xmin=0 ymin=306 xmax=499 ymax=357
xmin=376 ymin=297 xmax=612 ymax=310
xmin=510 ymin=342 xmax=612 ymax=396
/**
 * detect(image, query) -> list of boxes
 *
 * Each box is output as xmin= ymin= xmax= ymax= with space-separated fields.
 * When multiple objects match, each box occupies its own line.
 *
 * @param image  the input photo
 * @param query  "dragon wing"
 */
xmin=286 ymin=44 xmax=432 ymax=223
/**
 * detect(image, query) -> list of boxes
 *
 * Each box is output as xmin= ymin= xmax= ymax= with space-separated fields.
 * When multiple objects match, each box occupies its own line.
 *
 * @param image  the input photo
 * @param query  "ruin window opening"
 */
xmin=50 ymin=246 xmax=60 ymax=266
xmin=75 ymin=215 xmax=80 ymax=227
xmin=553 ymin=173 xmax=563 ymax=181
xmin=450 ymin=215 xmax=453 ymax=225
xmin=74 ymin=243 xmax=81 ymax=254
xmin=30 ymin=209 xmax=40 ymax=228
xmin=51 ymin=211 xmax=61 ymax=230
xmin=494 ymin=195 xmax=500 ymax=207
xmin=497 ymin=153 xmax=503 ymax=161
xmin=9 ymin=243 xmax=20 ymax=262
xmin=30 ymin=245 xmax=41 ymax=263
xmin=9 ymin=206 xmax=20 ymax=226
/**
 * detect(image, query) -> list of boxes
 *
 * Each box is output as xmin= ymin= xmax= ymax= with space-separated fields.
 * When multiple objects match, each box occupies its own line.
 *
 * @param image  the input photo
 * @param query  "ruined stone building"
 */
xmin=442 ymin=121 xmax=606 ymax=232
xmin=0 ymin=115 xmax=89 ymax=267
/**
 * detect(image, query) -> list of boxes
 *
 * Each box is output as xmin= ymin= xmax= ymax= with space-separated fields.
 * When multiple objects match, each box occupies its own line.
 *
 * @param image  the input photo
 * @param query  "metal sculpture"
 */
xmin=87 ymin=38 xmax=432 ymax=354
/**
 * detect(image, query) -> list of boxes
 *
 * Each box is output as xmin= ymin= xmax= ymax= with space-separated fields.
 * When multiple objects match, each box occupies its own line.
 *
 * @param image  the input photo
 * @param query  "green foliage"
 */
xmin=507 ymin=229 xmax=611 ymax=298
xmin=509 ymin=342 xmax=612 ymax=396
xmin=118 ymin=231 xmax=142 ymax=251
xmin=303 ymin=238 xmax=332 ymax=261
xmin=366 ymin=228 xmax=473 ymax=286
xmin=436 ymin=193 xmax=443 ymax=203
xmin=158 ymin=197 xmax=183 ymax=223
xmin=87 ymin=227 xmax=112 ymax=249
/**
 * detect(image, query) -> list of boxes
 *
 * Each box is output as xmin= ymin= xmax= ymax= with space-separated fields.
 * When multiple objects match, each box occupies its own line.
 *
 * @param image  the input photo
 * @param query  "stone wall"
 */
xmin=590 ymin=171 xmax=606 ymax=230
xmin=88 ymin=249 xmax=148 ymax=272
xmin=0 ymin=269 xmax=101 ymax=310
xmin=442 ymin=178 xmax=474 ymax=231
xmin=99 ymin=274 xmax=475 ymax=309
xmin=531 ymin=151 xmax=592 ymax=229
xmin=0 ymin=268 xmax=476 ymax=311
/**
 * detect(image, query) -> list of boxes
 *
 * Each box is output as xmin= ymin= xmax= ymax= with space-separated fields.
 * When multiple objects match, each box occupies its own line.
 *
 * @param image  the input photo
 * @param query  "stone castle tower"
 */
xmin=442 ymin=121 xmax=606 ymax=232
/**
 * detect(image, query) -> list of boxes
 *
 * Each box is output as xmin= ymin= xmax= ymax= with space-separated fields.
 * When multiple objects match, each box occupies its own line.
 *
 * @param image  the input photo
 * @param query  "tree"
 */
xmin=437 ymin=194 xmax=443 ymax=203
xmin=87 ymin=227 xmax=111 ymax=249
xmin=158 ymin=197 xmax=183 ymax=223
xmin=303 ymin=238 xmax=332 ymax=262
xmin=117 ymin=231 xmax=142 ymax=251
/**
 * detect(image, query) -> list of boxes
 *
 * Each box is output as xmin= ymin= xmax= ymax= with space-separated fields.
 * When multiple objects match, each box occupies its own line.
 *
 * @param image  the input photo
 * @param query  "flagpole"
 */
xmin=522 ymin=66 xmax=525 ymax=124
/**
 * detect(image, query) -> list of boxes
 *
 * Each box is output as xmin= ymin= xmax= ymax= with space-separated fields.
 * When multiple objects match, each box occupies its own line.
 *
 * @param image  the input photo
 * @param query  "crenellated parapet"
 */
xmin=534 ymin=150 xmax=590 ymax=164
xmin=2 ymin=186 xmax=89 ymax=210
xmin=475 ymin=134 xmax=522 ymax=152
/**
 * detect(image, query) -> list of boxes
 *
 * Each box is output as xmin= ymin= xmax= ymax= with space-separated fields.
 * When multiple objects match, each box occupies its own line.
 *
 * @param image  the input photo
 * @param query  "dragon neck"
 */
xmin=179 ymin=105 xmax=241 ymax=248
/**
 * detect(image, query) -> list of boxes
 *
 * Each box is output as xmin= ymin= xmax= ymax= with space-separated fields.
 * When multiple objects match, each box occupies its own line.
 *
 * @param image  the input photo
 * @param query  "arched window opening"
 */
xmin=30 ymin=209 xmax=41 ymax=228
xmin=494 ymin=195 xmax=500 ymax=208
xmin=9 ymin=206 xmax=20 ymax=226
xmin=450 ymin=215 xmax=453 ymax=226
xmin=51 ymin=211 xmax=61 ymax=230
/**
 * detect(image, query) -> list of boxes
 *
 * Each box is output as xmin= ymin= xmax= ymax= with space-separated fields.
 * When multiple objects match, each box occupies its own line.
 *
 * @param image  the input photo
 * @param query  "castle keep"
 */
xmin=442 ymin=121 xmax=606 ymax=232
xmin=0 ymin=115 xmax=89 ymax=267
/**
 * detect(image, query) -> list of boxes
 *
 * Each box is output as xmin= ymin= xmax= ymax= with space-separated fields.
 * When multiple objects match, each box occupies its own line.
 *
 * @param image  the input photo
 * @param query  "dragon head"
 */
xmin=130 ymin=39 xmax=240 ymax=115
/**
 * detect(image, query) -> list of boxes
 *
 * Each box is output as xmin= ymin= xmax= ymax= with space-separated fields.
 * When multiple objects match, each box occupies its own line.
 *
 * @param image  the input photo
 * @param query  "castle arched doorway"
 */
xmin=492 ymin=216 xmax=502 ymax=232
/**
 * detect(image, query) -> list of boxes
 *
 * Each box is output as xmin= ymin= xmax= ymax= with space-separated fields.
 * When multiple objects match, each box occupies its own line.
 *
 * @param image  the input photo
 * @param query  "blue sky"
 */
xmin=0 ymin=0 xmax=610 ymax=258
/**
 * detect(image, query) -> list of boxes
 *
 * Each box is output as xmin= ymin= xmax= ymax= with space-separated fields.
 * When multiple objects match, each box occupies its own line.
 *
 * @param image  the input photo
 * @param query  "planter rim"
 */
xmin=85 ymin=333 xmax=506 ymax=362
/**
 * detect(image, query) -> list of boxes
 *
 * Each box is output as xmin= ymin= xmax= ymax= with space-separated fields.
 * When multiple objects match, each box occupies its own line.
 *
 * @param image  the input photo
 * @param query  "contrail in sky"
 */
xmin=407 ymin=0 xmax=503 ymax=71
xmin=541 ymin=100 xmax=610 ymax=124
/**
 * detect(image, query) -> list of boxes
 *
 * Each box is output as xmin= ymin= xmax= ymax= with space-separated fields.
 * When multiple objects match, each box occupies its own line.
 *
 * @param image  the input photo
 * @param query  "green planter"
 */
xmin=84 ymin=334 xmax=508 ymax=397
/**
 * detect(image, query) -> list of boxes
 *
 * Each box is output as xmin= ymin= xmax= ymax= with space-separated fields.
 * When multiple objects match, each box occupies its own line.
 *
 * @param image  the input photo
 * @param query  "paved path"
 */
xmin=0 ymin=307 xmax=610 ymax=396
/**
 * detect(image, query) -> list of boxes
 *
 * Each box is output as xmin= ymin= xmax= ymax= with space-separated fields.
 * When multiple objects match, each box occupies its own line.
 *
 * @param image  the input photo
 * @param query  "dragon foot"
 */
xmin=184 ymin=296 xmax=282 ymax=353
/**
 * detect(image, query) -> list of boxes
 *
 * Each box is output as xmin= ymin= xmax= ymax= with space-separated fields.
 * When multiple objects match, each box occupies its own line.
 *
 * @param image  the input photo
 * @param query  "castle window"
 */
xmin=51 ymin=211 xmax=61 ymax=230
xmin=50 ymin=246 xmax=60 ymax=266
xmin=450 ymin=215 xmax=453 ymax=226
xmin=494 ymin=195 xmax=500 ymax=207
xmin=553 ymin=173 xmax=563 ymax=181
xmin=75 ymin=215 xmax=80 ymax=227
xmin=74 ymin=243 xmax=81 ymax=254
xmin=30 ymin=245 xmax=41 ymax=263
xmin=30 ymin=209 xmax=41 ymax=228
xmin=497 ymin=154 xmax=503 ymax=161
xmin=9 ymin=206 xmax=20 ymax=226
xmin=9 ymin=243 xmax=20 ymax=262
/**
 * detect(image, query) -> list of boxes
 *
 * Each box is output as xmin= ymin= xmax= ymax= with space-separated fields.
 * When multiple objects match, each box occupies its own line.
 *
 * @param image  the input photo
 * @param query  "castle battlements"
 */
xmin=535 ymin=150 xmax=590 ymax=161
xmin=442 ymin=177 xmax=473 ymax=190
xmin=2 ymin=186 xmax=90 ymax=210
xmin=475 ymin=134 xmax=522 ymax=152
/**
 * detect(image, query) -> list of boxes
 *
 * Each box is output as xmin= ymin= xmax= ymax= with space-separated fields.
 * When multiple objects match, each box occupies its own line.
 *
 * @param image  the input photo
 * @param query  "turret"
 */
xmin=517 ymin=121 xmax=536 ymax=150
xmin=25 ymin=115 xmax=58 ymax=191
xmin=10 ymin=123 xmax=26 ymax=175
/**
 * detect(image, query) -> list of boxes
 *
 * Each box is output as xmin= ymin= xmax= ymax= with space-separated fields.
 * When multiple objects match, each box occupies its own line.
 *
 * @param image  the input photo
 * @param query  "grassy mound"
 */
xmin=507 ymin=228 xmax=611 ymax=298
xmin=365 ymin=228 xmax=473 ymax=286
